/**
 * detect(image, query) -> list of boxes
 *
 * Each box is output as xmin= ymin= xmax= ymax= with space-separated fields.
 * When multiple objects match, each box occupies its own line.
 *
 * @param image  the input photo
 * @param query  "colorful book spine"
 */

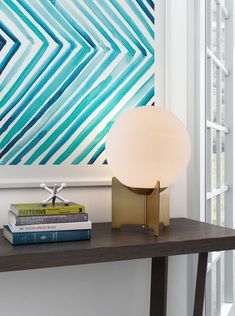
xmin=11 ymin=203 xmax=85 ymax=216
xmin=3 ymin=226 xmax=91 ymax=245
xmin=8 ymin=211 xmax=88 ymax=226
xmin=9 ymin=221 xmax=92 ymax=233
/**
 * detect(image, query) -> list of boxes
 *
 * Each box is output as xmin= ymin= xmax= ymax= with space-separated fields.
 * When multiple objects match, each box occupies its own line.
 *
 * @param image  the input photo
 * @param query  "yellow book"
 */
xmin=11 ymin=202 xmax=85 ymax=216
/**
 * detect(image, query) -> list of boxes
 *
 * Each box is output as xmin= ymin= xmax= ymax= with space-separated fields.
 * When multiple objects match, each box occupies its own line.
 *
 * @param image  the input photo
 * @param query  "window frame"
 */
xmin=187 ymin=0 xmax=235 ymax=315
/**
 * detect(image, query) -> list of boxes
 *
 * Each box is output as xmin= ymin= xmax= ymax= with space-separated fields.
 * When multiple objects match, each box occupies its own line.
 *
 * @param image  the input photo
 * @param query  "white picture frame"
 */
xmin=0 ymin=1 xmax=165 ymax=188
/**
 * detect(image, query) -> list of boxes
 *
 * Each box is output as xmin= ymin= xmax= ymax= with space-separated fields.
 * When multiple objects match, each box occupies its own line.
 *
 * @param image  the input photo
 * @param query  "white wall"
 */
xmin=166 ymin=0 xmax=188 ymax=315
xmin=0 ymin=1 xmax=190 ymax=315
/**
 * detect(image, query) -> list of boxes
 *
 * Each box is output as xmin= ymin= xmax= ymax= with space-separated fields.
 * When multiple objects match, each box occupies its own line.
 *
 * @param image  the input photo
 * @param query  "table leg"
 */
xmin=193 ymin=252 xmax=208 ymax=316
xmin=150 ymin=256 xmax=168 ymax=316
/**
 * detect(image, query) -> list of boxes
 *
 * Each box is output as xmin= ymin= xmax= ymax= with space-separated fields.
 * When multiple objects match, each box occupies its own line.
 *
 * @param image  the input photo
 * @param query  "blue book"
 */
xmin=3 ymin=225 xmax=91 ymax=245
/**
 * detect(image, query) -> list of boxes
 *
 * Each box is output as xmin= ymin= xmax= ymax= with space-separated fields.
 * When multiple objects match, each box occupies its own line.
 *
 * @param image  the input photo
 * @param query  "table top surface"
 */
xmin=1 ymin=218 xmax=235 ymax=272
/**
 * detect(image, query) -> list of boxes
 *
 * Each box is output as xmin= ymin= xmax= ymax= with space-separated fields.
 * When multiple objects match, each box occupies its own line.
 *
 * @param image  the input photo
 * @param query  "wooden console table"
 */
xmin=1 ymin=218 xmax=235 ymax=316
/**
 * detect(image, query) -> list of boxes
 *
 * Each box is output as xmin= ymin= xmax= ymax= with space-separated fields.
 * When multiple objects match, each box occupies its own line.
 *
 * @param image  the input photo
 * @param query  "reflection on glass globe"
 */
xmin=105 ymin=107 xmax=191 ymax=189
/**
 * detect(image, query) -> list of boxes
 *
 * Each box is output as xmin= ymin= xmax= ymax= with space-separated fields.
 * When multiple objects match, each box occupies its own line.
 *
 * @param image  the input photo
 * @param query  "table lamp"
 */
xmin=105 ymin=106 xmax=191 ymax=236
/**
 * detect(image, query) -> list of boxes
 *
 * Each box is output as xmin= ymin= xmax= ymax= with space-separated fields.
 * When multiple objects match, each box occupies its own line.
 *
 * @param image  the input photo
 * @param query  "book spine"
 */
xmin=9 ymin=221 xmax=92 ymax=233
xmin=3 ymin=229 xmax=91 ymax=245
xmin=13 ymin=208 xmax=85 ymax=216
xmin=10 ymin=212 xmax=88 ymax=225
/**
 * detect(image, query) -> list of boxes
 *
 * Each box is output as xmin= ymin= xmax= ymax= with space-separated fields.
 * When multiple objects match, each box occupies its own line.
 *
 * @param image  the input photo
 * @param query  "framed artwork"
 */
xmin=0 ymin=0 xmax=162 ymax=188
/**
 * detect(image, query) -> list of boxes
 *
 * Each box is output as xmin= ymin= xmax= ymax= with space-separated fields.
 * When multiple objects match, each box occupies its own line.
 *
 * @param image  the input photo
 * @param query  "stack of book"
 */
xmin=3 ymin=203 xmax=91 ymax=245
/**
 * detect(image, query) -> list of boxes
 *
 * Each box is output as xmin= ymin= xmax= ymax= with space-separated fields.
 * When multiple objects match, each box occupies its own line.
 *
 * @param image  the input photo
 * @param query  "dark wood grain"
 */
xmin=193 ymin=253 xmax=208 ymax=316
xmin=0 ymin=218 xmax=235 ymax=272
xmin=150 ymin=257 xmax=168 ymax=316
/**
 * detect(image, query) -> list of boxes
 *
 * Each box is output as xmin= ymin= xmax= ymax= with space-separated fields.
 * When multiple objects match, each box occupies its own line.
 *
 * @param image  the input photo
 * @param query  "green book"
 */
xmin=10 ymin=202 xmax=85 ymax=217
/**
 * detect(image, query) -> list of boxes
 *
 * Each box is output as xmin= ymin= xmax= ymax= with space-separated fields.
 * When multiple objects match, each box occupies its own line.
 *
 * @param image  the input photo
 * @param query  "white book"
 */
xmin=9 ymin=221 xmax=92 ymax=233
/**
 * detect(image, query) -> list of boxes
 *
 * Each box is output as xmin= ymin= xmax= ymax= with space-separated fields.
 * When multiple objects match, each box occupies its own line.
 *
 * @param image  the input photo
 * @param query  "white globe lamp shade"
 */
xmin=105 ymin=107 xmax=191 ymax=189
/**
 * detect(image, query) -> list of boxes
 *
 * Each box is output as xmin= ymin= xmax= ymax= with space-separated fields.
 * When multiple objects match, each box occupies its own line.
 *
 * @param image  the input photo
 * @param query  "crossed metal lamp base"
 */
xmin=112 ymin=177 xmax=170 ymax=236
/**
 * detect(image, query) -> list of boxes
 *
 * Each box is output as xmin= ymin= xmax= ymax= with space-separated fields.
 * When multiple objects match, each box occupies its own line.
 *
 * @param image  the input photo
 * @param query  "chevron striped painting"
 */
xmin=0 ymin=0 xmax=155 ymax=166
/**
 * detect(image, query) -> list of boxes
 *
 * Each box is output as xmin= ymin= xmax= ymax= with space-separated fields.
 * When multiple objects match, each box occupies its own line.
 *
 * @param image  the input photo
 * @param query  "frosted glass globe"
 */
xmin=105 ymin=107 xmax=191 ymax=189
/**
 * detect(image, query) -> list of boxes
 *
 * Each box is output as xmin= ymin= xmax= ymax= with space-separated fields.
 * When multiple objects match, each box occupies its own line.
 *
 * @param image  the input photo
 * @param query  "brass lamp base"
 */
xmin=112 ymin=177 xmax=170 ymax=236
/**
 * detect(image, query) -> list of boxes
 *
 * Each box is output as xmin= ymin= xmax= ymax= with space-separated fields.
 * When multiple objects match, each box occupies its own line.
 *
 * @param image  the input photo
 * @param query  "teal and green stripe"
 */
xmin=0 ymin=0 xmax=155 ymax=165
